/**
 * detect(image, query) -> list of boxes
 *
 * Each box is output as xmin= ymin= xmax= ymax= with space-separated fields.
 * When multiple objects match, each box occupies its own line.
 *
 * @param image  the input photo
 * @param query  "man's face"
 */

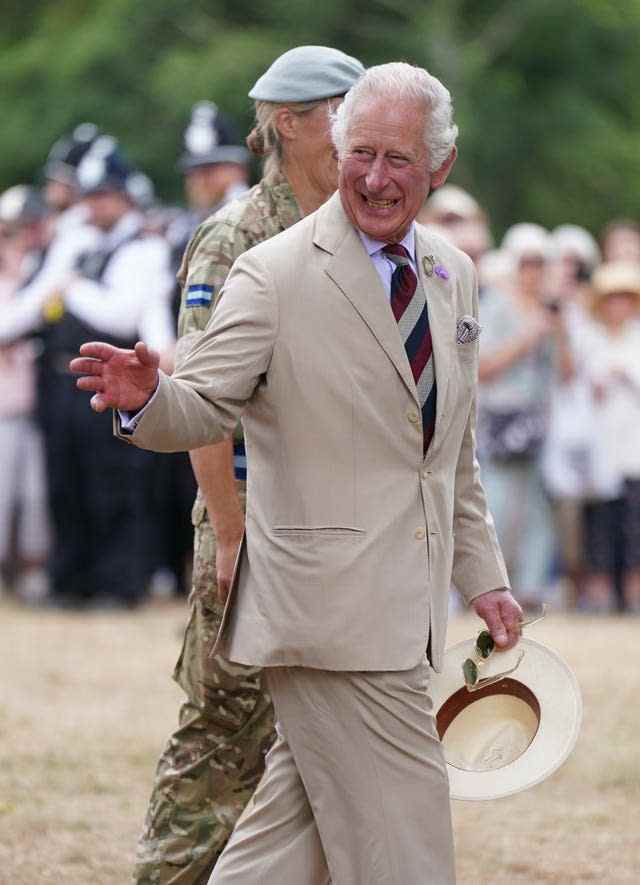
xmin=184 ymin=163 xmax=247 ymax=212
xmin=44 ymin=179 xmax=78 ymax=212
xmin=338 ymin=97 xmax=454 ymax=243
xmin=83 ymin=191 xmax=130 ymax=230
xmin=600 ymin=291 xmax=639 ymax=327
xmin=4 ymin=220 xmax=47 ymax=255
xmin=517 ymin=253 xmax=546 ymax=295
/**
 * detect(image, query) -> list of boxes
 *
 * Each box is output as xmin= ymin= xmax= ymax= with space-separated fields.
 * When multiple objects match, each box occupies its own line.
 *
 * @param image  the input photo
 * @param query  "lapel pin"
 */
xmin=422 ymin=255 xmax=436 ymax=277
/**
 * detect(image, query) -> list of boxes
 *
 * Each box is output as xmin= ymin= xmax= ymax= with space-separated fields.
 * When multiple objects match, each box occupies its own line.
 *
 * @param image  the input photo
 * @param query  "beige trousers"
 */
xmin=209 ymin=659 xmax=455 ymax=884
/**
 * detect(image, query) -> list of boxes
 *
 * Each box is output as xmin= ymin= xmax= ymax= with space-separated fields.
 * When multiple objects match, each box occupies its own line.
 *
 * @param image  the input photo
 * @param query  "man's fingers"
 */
xmin=69 ymin=357 xmax=104 ymax=376
xmin=483 ymin=610 xmax=508 ymax=648
xmin=90 ymin=394 xmax=110 ymax=413
xmin=134 ymin=341 xmax=159 ymax=367
xmin=502 ymin=610 xmax=522 ymax=636
xmin=76 ymin=376 xmax=105 ymax=393
xmin=500 ymin=597 xmax=524 ymax=646
xmin=78 ymin=341 xmax=116 ymax=361
xmin=473 ymin=590 xmax=524 ymax=651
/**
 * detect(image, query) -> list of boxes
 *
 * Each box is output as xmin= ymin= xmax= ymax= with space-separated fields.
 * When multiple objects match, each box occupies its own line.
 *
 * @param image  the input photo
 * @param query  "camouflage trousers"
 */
xmin=133 ymin=509 xmax=275 ymax=885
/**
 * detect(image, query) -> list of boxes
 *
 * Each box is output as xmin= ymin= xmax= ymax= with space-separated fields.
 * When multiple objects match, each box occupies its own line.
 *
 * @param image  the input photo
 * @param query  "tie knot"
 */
xmin=382 ymin=243 xmax=411 ymax=266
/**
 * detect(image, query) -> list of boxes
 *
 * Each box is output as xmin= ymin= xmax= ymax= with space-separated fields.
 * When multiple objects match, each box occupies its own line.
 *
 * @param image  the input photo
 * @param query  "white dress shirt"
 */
xmin=64 ymin=211 xmax=175 ymax=353
xmin=0 ymin=218 xmax=98 ymax=346
xmin=358 ymin=225 xmax=417 ymax=297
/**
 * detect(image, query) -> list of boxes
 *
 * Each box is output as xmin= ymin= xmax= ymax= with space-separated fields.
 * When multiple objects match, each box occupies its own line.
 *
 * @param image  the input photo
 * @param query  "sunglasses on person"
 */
xmin=462 ymin=605 xmax=547 ymax=692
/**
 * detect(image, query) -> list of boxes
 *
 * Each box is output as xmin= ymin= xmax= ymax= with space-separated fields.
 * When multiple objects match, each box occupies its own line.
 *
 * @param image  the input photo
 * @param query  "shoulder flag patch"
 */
xmin=186 ymin=284 xmax=214 ymax=307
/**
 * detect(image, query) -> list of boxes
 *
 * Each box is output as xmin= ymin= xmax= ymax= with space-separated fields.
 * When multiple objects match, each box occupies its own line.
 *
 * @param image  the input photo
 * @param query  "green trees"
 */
xmin=1 ymin=0 xmax=638 ymax=237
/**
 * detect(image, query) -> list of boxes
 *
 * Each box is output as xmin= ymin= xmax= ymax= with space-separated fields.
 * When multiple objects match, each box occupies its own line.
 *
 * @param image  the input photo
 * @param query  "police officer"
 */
xmin=0 ymin=125 xmax=101 ymax=345
xmin=39 ymin=137 xmax=174 ymax=607
xmin=165 ymin=101 xmax=251 ymax=280
xmin=43 ymin=123 xmax=101 ymax=220
xmin=150 ymin=103 xmax=251 ymax=601
xmin=134 ymin=45 xmax=365 ymax=885
xmin=180 ymin=102 xmax=249 ymax=212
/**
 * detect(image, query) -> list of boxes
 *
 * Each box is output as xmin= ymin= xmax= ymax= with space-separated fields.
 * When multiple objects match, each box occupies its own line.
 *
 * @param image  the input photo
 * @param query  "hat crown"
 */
xmin=0 ymin=184 xmax=45 ymax=225
xmin=76 ymin=137 xmax=133 ymax=193
xmin=248 ymin=44 xmax=365 ymax=103
xmin=501 ymin=222 xmax=551 ymax=263
xmin=179 ymin=101 xmax=248 ymax=170
xmin=45 ymin=122 xmax=101 ymax=181
xmin=427 ymin=184 xmax=480 ymax=219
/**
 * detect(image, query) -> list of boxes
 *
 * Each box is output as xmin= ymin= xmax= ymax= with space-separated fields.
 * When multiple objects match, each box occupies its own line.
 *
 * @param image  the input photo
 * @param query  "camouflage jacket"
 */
xmin=175 ymin=173 xmax=302 ymax=523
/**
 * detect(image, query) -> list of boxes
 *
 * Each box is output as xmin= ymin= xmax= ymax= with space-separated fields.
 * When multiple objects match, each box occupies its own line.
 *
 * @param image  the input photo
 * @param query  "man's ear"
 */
xmin=431 ymin=146 xmax=457 ymax=189
xmin=273 ymin=107 xmax=297 ymax=142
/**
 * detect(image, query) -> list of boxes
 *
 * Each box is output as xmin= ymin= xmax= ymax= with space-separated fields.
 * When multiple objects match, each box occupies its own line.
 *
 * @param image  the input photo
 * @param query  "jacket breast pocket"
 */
xmin=271 ymin=525 xmax=365 ymax=538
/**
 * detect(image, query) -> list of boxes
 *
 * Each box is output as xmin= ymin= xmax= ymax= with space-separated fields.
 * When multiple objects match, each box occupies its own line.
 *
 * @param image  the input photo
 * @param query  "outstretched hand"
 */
xmin=69 ymin=341 xmax=160 ymax=413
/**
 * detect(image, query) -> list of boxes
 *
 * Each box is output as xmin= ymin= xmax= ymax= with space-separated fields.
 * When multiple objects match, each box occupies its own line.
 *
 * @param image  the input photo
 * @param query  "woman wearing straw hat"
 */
xmin=579 ymin=261 xmax=640 ymax=612
xmin=477 ymin=223 xmax=573 ymax=609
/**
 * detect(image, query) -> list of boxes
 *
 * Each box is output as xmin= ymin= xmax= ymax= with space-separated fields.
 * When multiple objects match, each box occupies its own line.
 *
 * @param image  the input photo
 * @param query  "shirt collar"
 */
xmin=358 ymin=224 xmax=416 ymax=262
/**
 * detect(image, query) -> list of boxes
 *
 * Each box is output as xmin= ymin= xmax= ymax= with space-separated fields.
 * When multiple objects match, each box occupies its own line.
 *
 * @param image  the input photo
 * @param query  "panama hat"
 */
xmin=589 ymin=261 xmax=640 ymax=316
xmin=431 ymin=636 xmax=582 ymax=801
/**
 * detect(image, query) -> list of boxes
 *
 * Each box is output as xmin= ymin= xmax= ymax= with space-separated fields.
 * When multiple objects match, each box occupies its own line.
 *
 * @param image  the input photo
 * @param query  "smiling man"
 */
xmin=334 ymin=87 xmax=454 ymax=243
xmin=71 ymin=63 xmax=520 ymax=884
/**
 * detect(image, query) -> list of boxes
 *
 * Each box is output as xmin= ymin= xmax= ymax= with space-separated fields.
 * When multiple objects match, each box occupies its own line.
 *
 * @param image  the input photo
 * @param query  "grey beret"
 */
xmin=248 ymin=45 xmax=365 ymax=103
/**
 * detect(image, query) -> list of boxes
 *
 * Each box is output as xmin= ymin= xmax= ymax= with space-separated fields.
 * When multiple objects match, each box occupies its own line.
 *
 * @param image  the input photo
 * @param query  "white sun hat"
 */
xmin=431 ymin=636 xmax=582 ymax=801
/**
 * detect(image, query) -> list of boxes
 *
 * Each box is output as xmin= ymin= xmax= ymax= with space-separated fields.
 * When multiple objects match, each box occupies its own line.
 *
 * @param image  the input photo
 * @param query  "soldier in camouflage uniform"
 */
xmin=134 ymin=46 xmax=365 ymax=885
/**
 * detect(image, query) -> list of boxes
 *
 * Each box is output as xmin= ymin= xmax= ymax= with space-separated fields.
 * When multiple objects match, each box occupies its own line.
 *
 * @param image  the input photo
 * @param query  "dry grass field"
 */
xmin=2 ymin=597 xmax=639 ymax=884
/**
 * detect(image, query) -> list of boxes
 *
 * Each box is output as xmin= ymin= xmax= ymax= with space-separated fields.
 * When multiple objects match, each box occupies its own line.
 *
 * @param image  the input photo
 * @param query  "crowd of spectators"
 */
xmin=2 ymin=112 xmax=639 ymax=614
xmin=422 ymin=188 xmax=640 ymax=613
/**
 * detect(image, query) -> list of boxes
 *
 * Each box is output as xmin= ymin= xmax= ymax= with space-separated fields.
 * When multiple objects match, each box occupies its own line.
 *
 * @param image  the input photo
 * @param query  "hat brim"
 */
xmin=178 ymin=145 xmax=250 ymax=172
xmin=590 ymin=288 xmax=640 ymax=313
xmin=431 ymin=637 xmax=582 ymax=801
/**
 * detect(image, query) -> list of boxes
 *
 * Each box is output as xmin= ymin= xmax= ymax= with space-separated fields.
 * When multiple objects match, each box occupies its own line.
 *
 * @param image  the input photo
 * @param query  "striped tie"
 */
xmin=383 ymin=244 xmax=436 ymax=452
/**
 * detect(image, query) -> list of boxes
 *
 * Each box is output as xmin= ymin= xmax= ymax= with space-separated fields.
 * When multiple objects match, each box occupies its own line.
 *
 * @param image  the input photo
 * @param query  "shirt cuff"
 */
xmin=118 ymin=381 xmax=161 ymax=433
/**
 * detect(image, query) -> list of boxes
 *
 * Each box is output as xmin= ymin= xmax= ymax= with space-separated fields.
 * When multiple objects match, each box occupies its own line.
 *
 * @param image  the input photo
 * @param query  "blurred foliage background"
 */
xmin=2 ymin=0 xmax=639 ymax=238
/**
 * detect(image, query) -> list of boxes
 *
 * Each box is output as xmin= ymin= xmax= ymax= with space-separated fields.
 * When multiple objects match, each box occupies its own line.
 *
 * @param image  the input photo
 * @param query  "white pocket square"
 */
xmin=456 ymin=315 xmax=481 ymax=344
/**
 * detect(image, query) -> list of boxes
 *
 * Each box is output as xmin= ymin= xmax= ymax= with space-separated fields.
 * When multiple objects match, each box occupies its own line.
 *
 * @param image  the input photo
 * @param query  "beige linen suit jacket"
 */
xmin=118 ymin=192 xmax=509 ymax=672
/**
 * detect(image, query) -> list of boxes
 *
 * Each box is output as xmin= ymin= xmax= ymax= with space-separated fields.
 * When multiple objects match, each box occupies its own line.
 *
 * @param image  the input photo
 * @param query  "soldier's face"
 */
xmin=294 ymin=99 xmax=343 ymax=200
xmin=338 ymin=97 xmax=454 ymax=243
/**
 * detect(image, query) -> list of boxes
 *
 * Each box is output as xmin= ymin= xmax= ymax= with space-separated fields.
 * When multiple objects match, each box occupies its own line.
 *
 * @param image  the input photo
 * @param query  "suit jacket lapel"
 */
xmin=315 ymin=194 xmax=419 ymax=405
xmin=415 ymin=225 xmax=455 ymax=460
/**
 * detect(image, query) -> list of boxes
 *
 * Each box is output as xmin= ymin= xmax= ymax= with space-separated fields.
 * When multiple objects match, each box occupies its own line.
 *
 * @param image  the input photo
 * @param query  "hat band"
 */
xmin=437 ymin=677 xmax=541 ymax=738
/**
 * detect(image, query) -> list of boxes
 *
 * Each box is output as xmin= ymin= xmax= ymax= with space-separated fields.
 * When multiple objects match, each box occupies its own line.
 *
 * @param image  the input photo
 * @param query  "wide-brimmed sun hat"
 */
xmin=589 ymin=261 xmax=640 ymax=314
xmin=431 ymin=636 xmax=582 ymax=801
xmin=501 ymin=222 xmax=552 ymax=264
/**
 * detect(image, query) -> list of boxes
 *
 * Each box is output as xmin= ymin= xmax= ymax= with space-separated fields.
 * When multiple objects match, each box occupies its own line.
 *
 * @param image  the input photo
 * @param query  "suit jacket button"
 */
xmin=414 ymin=528 xmax=426 ymax=540
xmin=407 ymin=410 xmax=420 ymax=424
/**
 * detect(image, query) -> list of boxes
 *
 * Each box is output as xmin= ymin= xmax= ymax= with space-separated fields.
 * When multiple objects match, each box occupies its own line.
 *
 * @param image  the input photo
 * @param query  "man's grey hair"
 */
xmin=331 ymin=62 xmax=458 ymax=172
